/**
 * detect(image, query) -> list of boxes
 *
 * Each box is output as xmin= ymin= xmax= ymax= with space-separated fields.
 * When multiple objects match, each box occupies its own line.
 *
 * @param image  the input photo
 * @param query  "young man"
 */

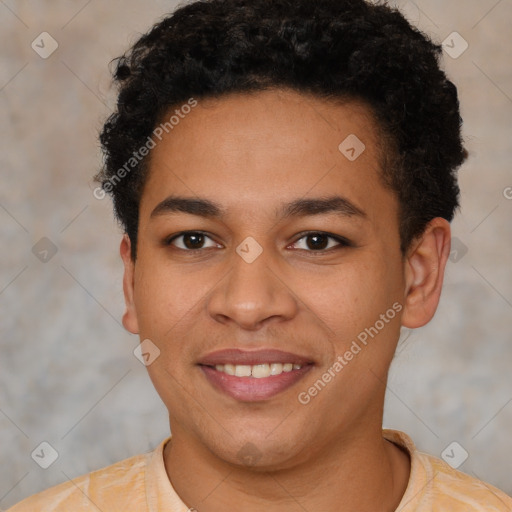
xmin=8 ymin=0 xmax=512 ymax=510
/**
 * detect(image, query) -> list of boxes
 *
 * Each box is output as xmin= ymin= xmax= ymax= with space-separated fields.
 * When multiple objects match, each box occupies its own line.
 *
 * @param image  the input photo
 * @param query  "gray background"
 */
xmin=1 ymin=0 xmax=511 ymax=507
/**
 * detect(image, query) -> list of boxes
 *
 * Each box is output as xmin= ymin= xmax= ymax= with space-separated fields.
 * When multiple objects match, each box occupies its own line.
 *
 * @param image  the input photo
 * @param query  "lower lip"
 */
xmin=200 ymin=365 xmax=313 ymax=402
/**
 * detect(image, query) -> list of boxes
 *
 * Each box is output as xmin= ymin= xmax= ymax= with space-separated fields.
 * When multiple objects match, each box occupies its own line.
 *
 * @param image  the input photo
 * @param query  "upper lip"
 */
xmin=197 ymin=349 xmax=314 ymax=366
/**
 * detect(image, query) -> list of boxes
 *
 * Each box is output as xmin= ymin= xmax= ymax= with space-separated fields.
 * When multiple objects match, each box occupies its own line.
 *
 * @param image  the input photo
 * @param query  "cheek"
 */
xmin=132 ymin=256 xmax=197 ymax=340
xmin=305 ymin=259 xmax=399 ymax=334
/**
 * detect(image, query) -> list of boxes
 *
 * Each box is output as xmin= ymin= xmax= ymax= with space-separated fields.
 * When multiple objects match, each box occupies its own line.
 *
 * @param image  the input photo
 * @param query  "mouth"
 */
xmin=197 ymin=349 xmax=314 ymax=402
xmin=211 ymin=362 xmax=305 ymax=377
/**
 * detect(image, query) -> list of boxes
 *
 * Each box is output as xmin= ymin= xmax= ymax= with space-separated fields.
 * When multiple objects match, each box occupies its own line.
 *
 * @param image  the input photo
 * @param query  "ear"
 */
xmin=401 ymin=218 xmax=451 ymax=329
xmin=120 ymin=234 xmax=140 ymax=334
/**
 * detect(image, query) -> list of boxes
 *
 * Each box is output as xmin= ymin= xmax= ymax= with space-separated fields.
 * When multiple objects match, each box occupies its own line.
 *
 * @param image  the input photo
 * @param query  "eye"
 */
xmin=163 ymin=230 xmax=352 ymax=253
xmin=290 ymin=232 xmax=351 ymax=253
xmin=164 ymin=231 xmax=220 ymax=251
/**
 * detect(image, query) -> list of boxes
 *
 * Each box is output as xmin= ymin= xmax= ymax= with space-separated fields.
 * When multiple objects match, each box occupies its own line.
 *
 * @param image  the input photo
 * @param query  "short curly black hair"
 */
xmin=95 ymin=0 xmax=467 ymax=261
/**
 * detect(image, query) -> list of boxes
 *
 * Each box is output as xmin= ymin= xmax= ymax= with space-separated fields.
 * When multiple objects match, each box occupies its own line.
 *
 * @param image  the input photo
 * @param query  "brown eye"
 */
xmin=165 ymin=231 xmax=219 ymax=251
xmin=291 ymin=232 xmax=351 ymax=252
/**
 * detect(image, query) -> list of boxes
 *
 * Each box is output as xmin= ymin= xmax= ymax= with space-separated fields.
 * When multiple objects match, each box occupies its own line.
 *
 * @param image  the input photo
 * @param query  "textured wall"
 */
xmin=1 ymin=0 xmax=511 ymax=507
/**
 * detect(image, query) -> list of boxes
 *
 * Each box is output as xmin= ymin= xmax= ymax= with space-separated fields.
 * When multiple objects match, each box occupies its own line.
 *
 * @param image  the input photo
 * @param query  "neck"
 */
xmin=163 ymin=422 xmax=410 ymax=511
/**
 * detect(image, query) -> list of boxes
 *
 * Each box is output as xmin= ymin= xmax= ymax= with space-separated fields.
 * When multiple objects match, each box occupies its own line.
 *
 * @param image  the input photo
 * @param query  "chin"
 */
xmin=209 ymin=430 xmax=307 ymax=472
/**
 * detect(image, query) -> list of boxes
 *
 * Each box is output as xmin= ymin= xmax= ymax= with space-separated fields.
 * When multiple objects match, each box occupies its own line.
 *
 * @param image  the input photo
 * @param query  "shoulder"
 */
xmin=417 ymin=450 xmax=512 ymax=511
xmin=384 ymin=429 xmax=512 ymax=511
xmin=6 ymin=451 xmax=149 ymax=512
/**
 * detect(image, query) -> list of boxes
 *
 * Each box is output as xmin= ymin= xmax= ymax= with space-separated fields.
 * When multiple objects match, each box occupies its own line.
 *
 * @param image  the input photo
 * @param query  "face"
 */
xmin=120 ymin=88 xmax=446 ymax=470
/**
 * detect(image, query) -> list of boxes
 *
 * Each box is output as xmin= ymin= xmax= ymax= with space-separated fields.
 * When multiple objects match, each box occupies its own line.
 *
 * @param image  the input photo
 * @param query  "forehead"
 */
xmin=139 ymin=89 xmax=395 ymax=225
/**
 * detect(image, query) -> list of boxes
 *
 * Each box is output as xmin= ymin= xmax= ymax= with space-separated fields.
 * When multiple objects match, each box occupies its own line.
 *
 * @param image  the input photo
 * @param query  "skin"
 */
xmin=119 ymin=88 xmax=451 ymax=511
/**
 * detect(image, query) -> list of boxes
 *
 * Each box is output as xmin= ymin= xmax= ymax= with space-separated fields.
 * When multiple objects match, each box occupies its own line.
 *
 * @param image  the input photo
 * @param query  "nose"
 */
xmin=206 ymin=242 xmax=298 ymax=331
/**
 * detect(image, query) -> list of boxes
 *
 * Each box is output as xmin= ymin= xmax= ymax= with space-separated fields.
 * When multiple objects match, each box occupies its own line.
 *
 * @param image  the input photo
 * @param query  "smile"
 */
xmin=197 ymin=348 xmax=315 ymax=401
xmin=211 ymin=362 xmax=303 ymax=378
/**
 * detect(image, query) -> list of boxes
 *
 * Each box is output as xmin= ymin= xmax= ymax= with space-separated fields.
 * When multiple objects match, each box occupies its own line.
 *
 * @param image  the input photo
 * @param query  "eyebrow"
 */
xmin=150 ymin=195 xmax=367 ymax=221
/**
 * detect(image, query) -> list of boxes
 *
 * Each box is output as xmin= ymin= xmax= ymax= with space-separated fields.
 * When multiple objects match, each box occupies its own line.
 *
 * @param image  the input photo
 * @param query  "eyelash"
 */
xmin=163 ymin=230 xmax=352 ymax=254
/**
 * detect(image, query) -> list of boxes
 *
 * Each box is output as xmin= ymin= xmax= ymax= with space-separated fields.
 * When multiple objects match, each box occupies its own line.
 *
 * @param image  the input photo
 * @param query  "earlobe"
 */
xmin=401 ymin=218 xmax=451 ymax=329
xmin=120 ymin=234 xmax=140 ymax=334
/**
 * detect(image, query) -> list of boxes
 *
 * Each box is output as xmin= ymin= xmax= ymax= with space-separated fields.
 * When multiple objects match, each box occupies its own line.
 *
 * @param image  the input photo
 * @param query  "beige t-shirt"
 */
xmin=7 ymin=429 xmax=512 ymax=511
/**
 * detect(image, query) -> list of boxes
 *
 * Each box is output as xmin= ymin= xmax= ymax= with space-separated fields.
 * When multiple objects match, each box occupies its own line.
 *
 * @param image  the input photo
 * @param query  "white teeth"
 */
xmin=224 ymin=363 xmax=235 ymax=375
xmin=234 ymin=365 xmax=252 ymax=377
xmin=270 ymin=363 xmax=283 ymax=375
xmin=213 ymin=362 xmax=304 ymax=377
xmin=251 ymin=364 xmax=271 ymax=378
